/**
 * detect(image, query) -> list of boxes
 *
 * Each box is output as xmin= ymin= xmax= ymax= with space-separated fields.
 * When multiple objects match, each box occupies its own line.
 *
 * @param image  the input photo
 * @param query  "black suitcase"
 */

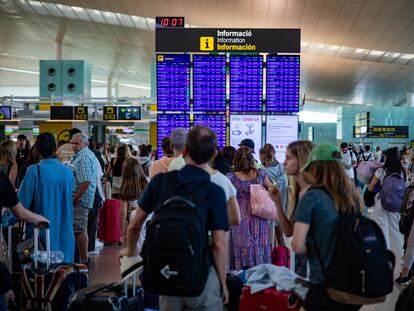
xmin=67 ymin=282 xmax=144 ymax=311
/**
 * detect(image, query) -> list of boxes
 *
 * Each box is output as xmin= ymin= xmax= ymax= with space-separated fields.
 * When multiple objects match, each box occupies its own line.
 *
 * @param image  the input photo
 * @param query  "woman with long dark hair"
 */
xmin=368 ymin=148 xmax=406 ymax=281
xmin=105 ymin=144 xmax=131 ymax=199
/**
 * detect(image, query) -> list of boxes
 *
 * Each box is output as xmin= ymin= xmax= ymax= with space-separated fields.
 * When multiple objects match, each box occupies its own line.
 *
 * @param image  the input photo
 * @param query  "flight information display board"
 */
xmin=193 ymin=114 xmax=226 ymax=147
xmin=157 ymin=113 xmax=190 ymax=158
xmin=266 ymin=55 xmax=300 ymax=112
xmin=118 ymin=106 xmax=141 ymax=120
xmin=50 ymin=106 xmax=73 ymax=120
xmin=0 ymin=106 xmax=11 ymax=119
xmin=230 ymin=55 xmax=263 ymax=112
xmin=193 ymin=55 xmax=226 ymax=112
xmin=157 ymin=54 xmax=190 ymax=111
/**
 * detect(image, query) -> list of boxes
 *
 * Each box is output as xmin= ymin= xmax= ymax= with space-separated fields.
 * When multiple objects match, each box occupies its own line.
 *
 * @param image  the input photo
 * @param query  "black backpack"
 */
xmin=313 ymin=212 xmax=395 ymax=305
xmin=399 ymin=185 xmax=414 ymax=236
xmin=141 ymin=171 xmax=212 ymax=297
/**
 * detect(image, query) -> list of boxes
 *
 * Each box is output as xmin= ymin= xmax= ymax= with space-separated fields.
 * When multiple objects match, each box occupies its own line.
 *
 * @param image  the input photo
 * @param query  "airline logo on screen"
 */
xmin=200 ymin=37 xmax=214 ymax=51
xmin=157 ymin=55 xmax=164 ymax=61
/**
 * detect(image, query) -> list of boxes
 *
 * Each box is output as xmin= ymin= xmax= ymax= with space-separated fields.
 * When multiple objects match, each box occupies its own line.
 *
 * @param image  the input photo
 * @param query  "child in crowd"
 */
xmin=292 ymin=144 xmax=362 ymax=310
xmin=119 ymin=158 xmax=148 ymax=245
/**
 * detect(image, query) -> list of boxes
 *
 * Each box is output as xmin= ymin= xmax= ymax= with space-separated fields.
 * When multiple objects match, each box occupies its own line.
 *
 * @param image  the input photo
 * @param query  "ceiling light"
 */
xmin=28 ymin=1 xmax=42 ymax=7
xmin=71 ymin=6 xmax=84 ymax=12
xmin=301 ymin=41 xmax=309 ymax=47
xmin=355 ymin=48 xmax=368 ymax=54
xmin=384 ymin=52 xmax=400 ymax=58
xmin=91 ymin=9 xmax=101 ymax=15
xmin=91 ymin=79 xmax=107 ymax=84
xmin=369 ymin=50 xmax=384 ymax=56
xmin=103 ymin=11 xmax=115 ymax=17
xmin=118 ymin=83 xmax=150 ymax=90
xmin=328 ymin=45 xmax=340 ymax=51
xmin=0 ymin=67 xmax=39 ymax=75
xmin=400 ymin=54 xmax=414 ymax=59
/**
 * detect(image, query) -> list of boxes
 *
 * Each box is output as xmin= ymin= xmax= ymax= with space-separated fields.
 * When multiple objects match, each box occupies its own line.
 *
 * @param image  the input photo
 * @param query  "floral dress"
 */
xmin=227 ymin=169 xmax=271 ymax=270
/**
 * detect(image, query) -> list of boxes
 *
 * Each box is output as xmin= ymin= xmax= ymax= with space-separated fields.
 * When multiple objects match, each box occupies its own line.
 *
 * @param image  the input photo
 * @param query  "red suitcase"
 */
xmin=98 ymin=199 xmax=121 ymax=244
xmin=271 ymin=245 xmax=290 ymax=268
xmin=239 ymin=286 xmax=302 ymax=311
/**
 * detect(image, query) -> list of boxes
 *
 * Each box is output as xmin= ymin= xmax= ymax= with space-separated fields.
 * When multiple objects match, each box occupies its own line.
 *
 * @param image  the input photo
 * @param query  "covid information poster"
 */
xmin=157 ymin=113 xmax=190 ymax=159
xmin=229 ymin=114 xmax=262 ymax=159
xmin=265 ymin=115 xmax=298 ymax=162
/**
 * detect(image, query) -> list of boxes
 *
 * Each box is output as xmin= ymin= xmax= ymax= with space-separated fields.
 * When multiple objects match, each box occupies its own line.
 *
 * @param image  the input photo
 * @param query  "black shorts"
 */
xmin=303 ymin=284 xmax=361 ymax=311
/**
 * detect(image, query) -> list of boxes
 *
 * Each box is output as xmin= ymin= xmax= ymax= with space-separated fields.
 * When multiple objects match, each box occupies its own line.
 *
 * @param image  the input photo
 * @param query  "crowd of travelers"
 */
xmin=1 ymin=127 xmax=414 ymax=310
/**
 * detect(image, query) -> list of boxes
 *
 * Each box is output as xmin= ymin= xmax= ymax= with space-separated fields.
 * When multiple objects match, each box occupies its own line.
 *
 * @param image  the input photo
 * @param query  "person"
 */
xmin=168 ymin=128 xmax=188 ymax=171
xmin=340 ymin=142 xmax=356 ymax=180
xmin=291 ymin=144 xmax=362 ymax=311
xmin=359 ymin=145 xmax=373 ymax=162
xmin=88 ymin=138 xmax=105 ymax=173
xmin=368 ymin=148 xmax=406 ymax=260
xmin=137 ymin=144 xmax=153 ymax=177
xmin=1 ymin=170 xmax=49 ymax=311
xmin=105 ymin=145 xmax=130 ymax=199
xmin=401 ymin=146 xmax=410 ymax=175
xmin=120 ymin=125 xmax=229 ymax=310
xmin=16 ymin=134 xmax=30 ymax=170
xmin=259 ymin=143 xmax=289 ymax=247
xmin=268 ymin=140 xmax=314 ymax=277
xmin=0 ymin=140 xmax=18 ymax=189
xmin=221 ymin=146 xmax=236 ymax=169
xmin=374 ymin=146 xmax=382 ymax=162
xmin=70 ymin=133 xmax=97 ymax=265
xmin=18 ymin=133 xmax=75 ymax=262
xmin=56 ymin=128 xmax=81 ymax=163
xmin=213 ymin=147 xmax=232 ymax=175
xmin=148 ymin=137 xmax=174 ymax=179
xmin=227 ymin=146 xmax=272 ymax=270
xmin=119 ymin=158 xmax=148 ymax=244
xmin=18 ymin=144 xmax=40 ymax=182
xmin=206 ymin=151 xmax=240 ymax=226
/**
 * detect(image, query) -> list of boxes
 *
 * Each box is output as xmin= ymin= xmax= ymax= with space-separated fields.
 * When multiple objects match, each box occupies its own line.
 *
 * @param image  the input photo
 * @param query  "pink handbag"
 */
xmin=250 ymin=176 xmax=277 ymax=221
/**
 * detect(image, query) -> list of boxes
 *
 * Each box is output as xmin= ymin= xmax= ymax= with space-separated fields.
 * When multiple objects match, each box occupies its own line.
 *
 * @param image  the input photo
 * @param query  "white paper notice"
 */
xmin=230 ymin=115 xmax=262 ymax=159
xmin=266 ymin=115 xmax=299 ymax=162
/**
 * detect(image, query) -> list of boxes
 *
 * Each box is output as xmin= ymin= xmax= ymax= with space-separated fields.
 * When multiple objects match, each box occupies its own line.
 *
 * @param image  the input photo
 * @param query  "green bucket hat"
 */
xmin=301 ymin=144 xmax=343 ymax=171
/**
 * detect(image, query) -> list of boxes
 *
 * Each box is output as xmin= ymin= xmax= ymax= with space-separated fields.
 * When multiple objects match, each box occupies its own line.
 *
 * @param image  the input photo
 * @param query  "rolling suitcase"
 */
xmin=271 ymin=245 xmax=291 ymax=268
xmin=68 ymin=267 xmax=144 ymax=310
xmin=239 ymin=286 xmax=302 ymax=311
xmin=98 ymin=199 xmax=121 ymax=244
xmin=21 ymin=222 xmax=89 ymax=311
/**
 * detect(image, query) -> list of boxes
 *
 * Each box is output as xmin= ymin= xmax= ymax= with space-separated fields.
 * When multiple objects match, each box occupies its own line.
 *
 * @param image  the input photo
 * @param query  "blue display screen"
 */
xmin=157 ymin=113 xmax=190 ymax=159
xmin=0 ymin=106 xmax=11 ymax=120
xmin=193 ymin=114 xmax=226 ymax=148
xmin=193 ymin=55 xmax=226 ymax=112
xmin=266 ymin=55 xmax=300 ymax=112
xmin=157 ymin=54 xmax=190 ymax=111
xmin=230 ymin=55 xmax=263 ymax=112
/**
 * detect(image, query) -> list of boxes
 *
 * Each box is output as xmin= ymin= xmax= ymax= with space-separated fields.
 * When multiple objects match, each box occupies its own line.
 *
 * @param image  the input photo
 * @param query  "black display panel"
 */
xmin=266 ymin=55 xmax=300 ymax=112
xmin=193 ymin=55 xmax=226 ymax=112
xmin=157 ymin=54 xmax=190 ymax=111
xmin=103 ymin=106 xmax=117 ymax=120
xmin=0 ymin=106 xmax=12 ymax=120
xmin=118 ymin=106 xmax=141 ymax=120
xmin=157 ymin=114 xmax=190 ymax=159
xmin=50 ymin=106 xmax=73 ymax=120
xmin=230 ymin=55 xmax=263 ymax=112
xmin=193 ymin=114 xmax=226 ymax=148
xmin=156 ymin=17 xmax=185 ymax=28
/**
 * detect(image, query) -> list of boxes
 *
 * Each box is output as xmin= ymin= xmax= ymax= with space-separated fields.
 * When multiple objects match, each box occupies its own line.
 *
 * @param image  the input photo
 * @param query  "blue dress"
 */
xmin=18 ymin=159 xmax=75 ymax=262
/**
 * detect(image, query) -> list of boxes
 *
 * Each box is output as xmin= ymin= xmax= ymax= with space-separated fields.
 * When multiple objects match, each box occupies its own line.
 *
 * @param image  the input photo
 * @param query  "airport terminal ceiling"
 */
xmin=1 ymin=0 xmax=414 ymax=107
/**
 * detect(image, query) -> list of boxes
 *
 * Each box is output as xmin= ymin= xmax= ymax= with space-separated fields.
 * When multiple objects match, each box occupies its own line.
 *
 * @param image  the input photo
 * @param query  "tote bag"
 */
xmin=250 ymin=175 xmax=277 ymax=221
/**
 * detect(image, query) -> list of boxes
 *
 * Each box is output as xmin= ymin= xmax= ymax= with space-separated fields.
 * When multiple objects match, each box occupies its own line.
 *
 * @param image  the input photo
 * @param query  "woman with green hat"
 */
xmin=291 ymin=144 xmax=363 ymax=311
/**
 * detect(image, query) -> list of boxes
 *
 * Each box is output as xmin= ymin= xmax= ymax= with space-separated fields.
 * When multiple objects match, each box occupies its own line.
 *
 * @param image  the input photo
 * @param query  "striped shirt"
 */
xmin=71 ymin=147 xmax=97 ymax=209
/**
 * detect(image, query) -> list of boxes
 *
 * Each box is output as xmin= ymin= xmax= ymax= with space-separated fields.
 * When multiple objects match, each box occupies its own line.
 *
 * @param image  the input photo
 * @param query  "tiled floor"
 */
xmin=89 ymin=245 xmax=406 ymax=311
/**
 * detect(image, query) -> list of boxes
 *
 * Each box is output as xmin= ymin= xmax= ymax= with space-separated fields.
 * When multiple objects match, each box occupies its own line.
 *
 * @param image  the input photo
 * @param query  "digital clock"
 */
xmin=156 ymin=16 xmax=185 ymax=28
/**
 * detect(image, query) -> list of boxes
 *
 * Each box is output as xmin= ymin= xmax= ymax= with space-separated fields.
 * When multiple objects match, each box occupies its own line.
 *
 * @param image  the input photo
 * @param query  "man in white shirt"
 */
xmin=360 ymin=145 xmax=374 ymax=162
xmin=341 ymin=142 xmax=355 ymax=180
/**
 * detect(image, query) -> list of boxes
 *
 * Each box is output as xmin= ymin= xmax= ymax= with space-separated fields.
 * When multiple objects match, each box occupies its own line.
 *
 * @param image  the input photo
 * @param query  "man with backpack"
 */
xmin=120 ymin=125 xmax=229 ymax=310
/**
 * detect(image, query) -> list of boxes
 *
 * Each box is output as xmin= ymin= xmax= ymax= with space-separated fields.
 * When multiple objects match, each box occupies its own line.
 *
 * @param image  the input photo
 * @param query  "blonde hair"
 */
xmin=119 ymin=158 xmax=148 ymax=201
xmin=233 ymin=146 xmax=256 ymax=174
xmin=0 ymin=140 xmax=17 ymax=165
xmin=302 ymin=161 xmax=363 ymax=213
xmin=286 ymin=141 xmax=315 ymax=217
xmin=259 ymin=144 xmax=276 ymax=166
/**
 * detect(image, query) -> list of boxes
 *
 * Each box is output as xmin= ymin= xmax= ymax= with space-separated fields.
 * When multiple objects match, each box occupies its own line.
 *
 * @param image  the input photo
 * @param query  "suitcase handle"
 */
xmin=34 ymin=222 xmax=50 ymax=269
